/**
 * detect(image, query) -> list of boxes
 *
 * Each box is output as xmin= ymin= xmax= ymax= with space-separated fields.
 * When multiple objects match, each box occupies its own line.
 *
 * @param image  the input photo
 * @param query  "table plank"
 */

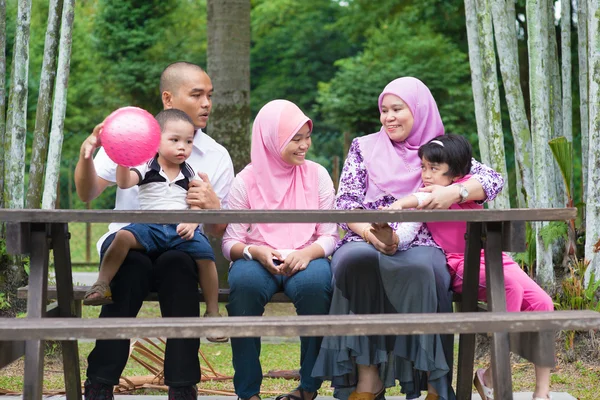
xmin=1 ymin=311 xmax=598 ymax=341
xmin=0 ymin=207 xmax=577 ymax=224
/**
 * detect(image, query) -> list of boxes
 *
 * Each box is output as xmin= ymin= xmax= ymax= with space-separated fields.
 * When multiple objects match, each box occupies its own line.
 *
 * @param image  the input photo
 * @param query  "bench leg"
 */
xmin=51 ymin=223 xmax=82 ymax=400
xmin=23 ymin=226 xmax=50 ymax=400
xmin=456 ymin=222 xmax=483 ymax=400
xmin=484 ymin=222 xmax=513 ymax=399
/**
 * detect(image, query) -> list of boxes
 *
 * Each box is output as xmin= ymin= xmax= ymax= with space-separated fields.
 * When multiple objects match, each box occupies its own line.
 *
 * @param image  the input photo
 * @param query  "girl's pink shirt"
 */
xmin=221 ymin=165 xmax=339 ymax=261
xmin=422 ymin=175 xmax=482 ymax=254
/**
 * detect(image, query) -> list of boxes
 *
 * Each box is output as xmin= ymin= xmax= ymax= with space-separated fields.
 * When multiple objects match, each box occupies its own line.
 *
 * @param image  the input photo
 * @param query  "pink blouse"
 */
xmin=222 ymin=165 xmax=339 ymax=261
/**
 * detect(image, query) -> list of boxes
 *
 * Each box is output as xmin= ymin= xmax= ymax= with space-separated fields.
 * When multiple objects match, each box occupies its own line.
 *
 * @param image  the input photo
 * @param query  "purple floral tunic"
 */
xmin=335 ymin=138 xmax=505 ymax=249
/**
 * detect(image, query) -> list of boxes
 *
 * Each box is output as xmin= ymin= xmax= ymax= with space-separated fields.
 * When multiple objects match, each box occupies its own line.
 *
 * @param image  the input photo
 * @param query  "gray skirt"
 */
xmin=312 ymin=242 xmax=455 ymax=400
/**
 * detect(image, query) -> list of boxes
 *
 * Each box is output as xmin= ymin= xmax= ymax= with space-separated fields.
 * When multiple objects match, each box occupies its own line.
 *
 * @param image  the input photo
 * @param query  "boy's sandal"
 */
xmin=83 ymin=281 xmax=113 ymax=306
xmin=204 ymin=312 xmax=229 ymax=343
xmin=473 ymin=368 xmax=494 ymax=400
xmin=275 ymin=387 xmax=318 ymax=400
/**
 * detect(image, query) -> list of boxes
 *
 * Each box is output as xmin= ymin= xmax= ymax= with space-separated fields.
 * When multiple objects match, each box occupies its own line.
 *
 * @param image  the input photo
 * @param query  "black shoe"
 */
xmin=168 ymin=385 xmax=198 ymax=400
xmin=84 ymin=379 xmax=114 ymax=400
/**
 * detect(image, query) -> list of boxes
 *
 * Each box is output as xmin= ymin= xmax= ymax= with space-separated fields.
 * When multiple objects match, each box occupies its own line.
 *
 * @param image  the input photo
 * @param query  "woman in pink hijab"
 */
xmin=222 ymin=100 xmax=339 ymax=400
xmin=312 ymin=77 xmax=505 ymax=400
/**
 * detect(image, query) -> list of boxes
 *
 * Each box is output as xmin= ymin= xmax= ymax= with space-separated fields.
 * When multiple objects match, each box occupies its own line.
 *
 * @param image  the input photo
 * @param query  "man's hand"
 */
xmin=187 ymin=172 xmax=221 ymax=209
xmin=251 ymin=245 xmax=284 ymax=275
xmin=80 ymin=122 xmax=104 ymax=160
xmin=417 ymin=185 xmax=460 ymax=209
xmin=177 ymin=223 xmax=199 ymax=240
xmin=280 ymin=249 xmax=312 ymax=276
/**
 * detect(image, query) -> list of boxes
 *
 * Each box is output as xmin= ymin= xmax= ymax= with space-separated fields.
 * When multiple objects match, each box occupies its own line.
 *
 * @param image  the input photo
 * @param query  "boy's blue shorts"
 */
xmin=121 ymin=223 xmax=215 ymax=262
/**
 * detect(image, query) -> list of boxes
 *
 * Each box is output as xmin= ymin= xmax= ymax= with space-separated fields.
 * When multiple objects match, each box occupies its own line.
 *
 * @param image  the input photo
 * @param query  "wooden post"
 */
xmin=85 ymin=202 xmax=91 ymax=264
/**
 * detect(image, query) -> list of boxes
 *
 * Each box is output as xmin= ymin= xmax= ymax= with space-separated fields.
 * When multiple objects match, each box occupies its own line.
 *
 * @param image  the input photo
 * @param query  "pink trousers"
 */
xmin=447 ymin=251 xmax=554 ymax=312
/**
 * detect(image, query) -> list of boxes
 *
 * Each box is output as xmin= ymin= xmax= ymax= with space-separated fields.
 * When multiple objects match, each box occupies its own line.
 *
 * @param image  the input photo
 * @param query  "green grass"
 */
xmin=66 ymin=222 xmax=109 ymax=267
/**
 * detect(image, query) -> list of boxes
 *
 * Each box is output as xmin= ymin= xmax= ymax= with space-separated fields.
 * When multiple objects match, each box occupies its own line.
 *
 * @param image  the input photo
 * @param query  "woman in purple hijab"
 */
xmin=312 ymin=77 xmax=504 ymax=400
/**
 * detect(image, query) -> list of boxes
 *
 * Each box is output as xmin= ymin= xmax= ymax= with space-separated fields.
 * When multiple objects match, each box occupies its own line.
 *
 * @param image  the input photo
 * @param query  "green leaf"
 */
xmin=548 ymin=137 xmax=573 ymax=200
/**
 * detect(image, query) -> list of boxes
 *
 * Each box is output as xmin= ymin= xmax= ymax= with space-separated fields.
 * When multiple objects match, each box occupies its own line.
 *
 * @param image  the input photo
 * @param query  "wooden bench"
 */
xmin=1 ymin=207 xmax=596 ymax=400
xmin=14 ymin=285 xmax=468 ymax=316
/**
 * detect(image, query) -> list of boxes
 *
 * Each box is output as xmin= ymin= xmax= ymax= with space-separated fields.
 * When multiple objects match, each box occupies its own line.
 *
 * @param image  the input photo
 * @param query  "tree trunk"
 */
xmin=6 ymin=0 xmax=32 ymax=210
xmin=207 ymin=0 xmax=251 ymax=287
xmin=0 ymin=0 xmax=6 ymax=211
xmin=26 ymin=0 xmax=64 ymax=209
xmin=561 ymin=0 xmax=573 ymax=198
xmin=548 ymin=1 xmax=565 ymax=207
xmin=474 ymin=0 xmax=510 ymax=210
xmin=527 ymin=0 xmax=555 ymax=288
xmin=561 ymin=0 xmax=573 ymax=143
xmin=464 ymin=0 xmax=492 ymax=169
xmin=584 ymin=0 xmax=600 ymax=286
xmin=207 ymin=0 xmax=251 ymax=174
xmin=42 ymin=0 xmax=75 ymax=210
xmin=577 ymin=0 xmax=589 ymax=204
xmin=491 ymin=0 xmax=534 ymax=208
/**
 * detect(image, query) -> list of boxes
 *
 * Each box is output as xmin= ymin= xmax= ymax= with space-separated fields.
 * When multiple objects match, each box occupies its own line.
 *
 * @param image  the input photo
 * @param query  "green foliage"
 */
xmin=0 ymin=292 xmax=11 ymax=310
xmin=316 ymin=19 xmax=475 ymax=140
xmin=548 ymin=137 xmax=574 ymax=200
xmin=539 ymin=221 xmax=568 ymax=249
xmin=554 ymin=258 xmax=600 ymax=350
xmin=251 ymin=0 xmax=357 ymax=120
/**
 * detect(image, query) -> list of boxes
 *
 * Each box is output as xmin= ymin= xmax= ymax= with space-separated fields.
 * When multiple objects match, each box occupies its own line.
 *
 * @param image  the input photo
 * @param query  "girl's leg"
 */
xmin=500 ymin=256 xmax=554 ymax=312
xmin=227 ymin=260 xmax=279 ymax=399
xmin=283 ymin=258 xmax=332 ymax=396
xmin=196 ymin=260 xmax=220 ymax=316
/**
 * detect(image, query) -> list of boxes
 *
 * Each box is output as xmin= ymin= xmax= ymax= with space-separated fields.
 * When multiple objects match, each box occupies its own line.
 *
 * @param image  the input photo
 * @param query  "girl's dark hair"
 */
xmin=418 ymin=134 xmax=472 ymax=178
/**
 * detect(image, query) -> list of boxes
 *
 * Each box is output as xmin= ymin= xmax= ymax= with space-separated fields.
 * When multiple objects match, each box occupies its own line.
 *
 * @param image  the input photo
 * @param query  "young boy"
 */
xmin=388 ymin=134 xmax=554 ymax=400
xmin=83 ymin=108 xmax=226 ymax=342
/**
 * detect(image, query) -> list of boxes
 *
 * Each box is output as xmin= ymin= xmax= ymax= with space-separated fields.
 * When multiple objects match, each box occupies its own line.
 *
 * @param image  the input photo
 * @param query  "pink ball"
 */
xmin=101 ymin=106 xmax=161 ymax=167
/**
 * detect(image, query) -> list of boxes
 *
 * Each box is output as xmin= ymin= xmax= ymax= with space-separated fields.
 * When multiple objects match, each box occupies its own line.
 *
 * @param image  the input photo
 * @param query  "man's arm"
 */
xmin=74 ymin=123 xmax=111 ymax=202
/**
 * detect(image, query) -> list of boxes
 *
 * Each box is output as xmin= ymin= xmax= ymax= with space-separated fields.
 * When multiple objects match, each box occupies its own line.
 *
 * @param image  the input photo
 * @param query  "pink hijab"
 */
xmin=360 ymin=77 xmax=444 ymax=202
xmin=238 ymin=100 xmax=319 ymax=249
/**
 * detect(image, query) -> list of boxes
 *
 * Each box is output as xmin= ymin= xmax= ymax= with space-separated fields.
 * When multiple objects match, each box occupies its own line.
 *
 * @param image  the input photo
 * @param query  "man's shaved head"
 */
xmin=160 ymin=62 xmax=205 ymax=95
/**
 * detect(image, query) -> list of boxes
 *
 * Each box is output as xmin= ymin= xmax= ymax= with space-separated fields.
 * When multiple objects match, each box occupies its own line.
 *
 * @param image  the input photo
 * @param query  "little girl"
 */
xmin=389 ymin=134 xmax=554 ymax=400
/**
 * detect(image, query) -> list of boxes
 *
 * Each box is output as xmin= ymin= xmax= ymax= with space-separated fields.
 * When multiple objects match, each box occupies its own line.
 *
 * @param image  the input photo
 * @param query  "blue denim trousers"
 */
xmin=226 ymin=258 xmax=332 ymax=398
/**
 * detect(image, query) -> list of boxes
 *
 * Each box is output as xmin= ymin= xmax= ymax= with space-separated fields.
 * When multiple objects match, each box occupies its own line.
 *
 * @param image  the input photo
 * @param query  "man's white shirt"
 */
xmin=93 ymin=128 xmax=234 ymax=254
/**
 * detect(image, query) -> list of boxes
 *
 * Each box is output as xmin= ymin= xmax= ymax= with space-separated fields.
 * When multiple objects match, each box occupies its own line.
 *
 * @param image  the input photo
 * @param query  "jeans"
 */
xmin=86 ymin=232 xmax=203 ymax=387
xmin=226 ymin=258 xmax=332 ymax=398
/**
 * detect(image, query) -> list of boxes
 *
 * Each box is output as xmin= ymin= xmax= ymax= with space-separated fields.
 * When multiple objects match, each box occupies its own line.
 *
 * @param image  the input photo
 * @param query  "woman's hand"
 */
xmin=251 ymin=245 xmax=284 ymax=275
xmin=368 ymin=223 xmax=398 ymax=256
xmin=281 ymin=249 xmax=312 ymax=277
xmin=418 ymin=185 xmax=460 ymax=209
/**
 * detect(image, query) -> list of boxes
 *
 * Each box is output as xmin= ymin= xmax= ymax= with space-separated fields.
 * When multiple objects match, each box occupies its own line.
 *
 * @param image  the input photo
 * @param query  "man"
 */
xmin=75 ymin=62 xmax=234 ymax=400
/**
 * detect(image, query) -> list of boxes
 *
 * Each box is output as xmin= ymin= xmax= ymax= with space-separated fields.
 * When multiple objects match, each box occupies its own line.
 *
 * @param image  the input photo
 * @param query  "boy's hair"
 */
xmin=155 ymin=109 xmax=195 ymax=133
xmin=418 ymin=134 xmax=472 ymax=178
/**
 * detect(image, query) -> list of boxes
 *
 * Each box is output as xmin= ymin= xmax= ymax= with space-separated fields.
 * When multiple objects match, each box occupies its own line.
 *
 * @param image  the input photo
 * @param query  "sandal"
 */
xmin=473 ymin=368 xmax=494 ymax=400
xmin=348 ymin=385 xmax=385 ymax=400
xmin=204 ymin=312 xmax=229 ymax=343
xmin=238 ymin=395 xmax=261 ymax=400
xmin=275 ymin=387 xmax=318 ymax=400
xmin=83 ymin=281 xmax=113 ymax=306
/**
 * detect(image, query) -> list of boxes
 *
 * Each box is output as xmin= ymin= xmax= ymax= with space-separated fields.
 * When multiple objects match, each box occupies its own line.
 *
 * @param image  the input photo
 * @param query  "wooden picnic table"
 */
xmin=1 ymin=207 xmax=597 ymax=400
